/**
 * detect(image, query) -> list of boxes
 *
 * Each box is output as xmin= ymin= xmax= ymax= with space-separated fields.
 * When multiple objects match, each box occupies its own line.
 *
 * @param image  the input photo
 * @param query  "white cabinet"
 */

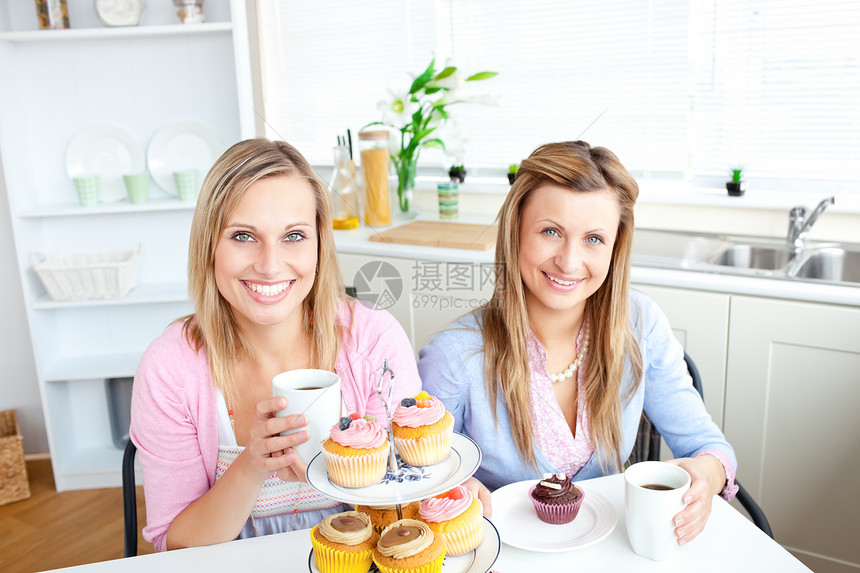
xmin=338 ymin=252 xmax=495 ymax=356
xmin=724 ymin=296 xmax=860 ymax=573
xmin=632 ymin=284 xmax=730 ymax=428
xmin=0 ymin=0 xmax=254 ymax=490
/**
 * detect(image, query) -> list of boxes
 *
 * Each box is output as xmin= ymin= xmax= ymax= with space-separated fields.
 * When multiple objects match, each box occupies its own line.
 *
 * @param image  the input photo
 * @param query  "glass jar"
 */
xmin=329 ymin=145 xmax=361 ymax=230
xmin=173 ymin=0 xmax=205 ymax=24
xmin=359 ymin=131 xmax=391 ymax=226
xmin=35 ymin=0 xmax=69 ymax=29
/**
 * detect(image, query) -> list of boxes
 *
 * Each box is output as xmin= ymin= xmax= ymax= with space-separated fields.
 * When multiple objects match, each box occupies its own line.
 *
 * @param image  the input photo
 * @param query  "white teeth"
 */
xmin=247 ymin=282 xmax=288 ymax=296
xmin=547 ymin=274 xmax=576 ymax=286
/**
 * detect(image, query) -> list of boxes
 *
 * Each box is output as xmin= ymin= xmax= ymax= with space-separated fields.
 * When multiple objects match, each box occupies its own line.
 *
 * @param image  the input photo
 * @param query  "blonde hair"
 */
xmin=180 ymin=138 xmax=344 ymax=401
xmin=481 ymin=141 xmax=642 ymax=472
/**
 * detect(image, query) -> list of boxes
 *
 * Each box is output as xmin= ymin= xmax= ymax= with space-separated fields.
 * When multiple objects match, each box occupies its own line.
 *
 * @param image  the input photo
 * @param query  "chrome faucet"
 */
xmin=787 ymin=196 xmax=835 ymax=251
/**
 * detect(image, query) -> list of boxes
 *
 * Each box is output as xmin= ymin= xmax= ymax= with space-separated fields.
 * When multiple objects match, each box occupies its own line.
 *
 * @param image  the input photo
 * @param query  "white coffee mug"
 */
xmin=272 ymin=369 xmax=342 ymax=464
xmin=624 ymin=461 xmax=691 ymax=561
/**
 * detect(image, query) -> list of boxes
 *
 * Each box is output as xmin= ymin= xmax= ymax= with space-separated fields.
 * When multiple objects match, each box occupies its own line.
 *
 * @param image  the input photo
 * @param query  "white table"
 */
xmin=45 ymin=474 xmax=811 ymax=573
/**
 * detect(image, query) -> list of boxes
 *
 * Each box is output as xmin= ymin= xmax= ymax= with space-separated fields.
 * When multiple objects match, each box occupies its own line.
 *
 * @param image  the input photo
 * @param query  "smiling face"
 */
xmin=518 ymin=184 xmax=621 ymax=323
xmin=214 ymin=174 xmax=318 ymax=333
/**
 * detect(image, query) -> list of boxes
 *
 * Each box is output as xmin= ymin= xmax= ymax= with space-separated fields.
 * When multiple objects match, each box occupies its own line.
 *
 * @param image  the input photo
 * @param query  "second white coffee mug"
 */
xmin=624 ymin=461 xmax=691 ymax=561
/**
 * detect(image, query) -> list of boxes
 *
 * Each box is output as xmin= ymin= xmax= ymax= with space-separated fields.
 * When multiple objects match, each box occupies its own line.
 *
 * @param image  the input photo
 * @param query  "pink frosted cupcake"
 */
xmin=392 ymin=391 xmax=454 ymax=466
xmin=322 ymin=413 xmax=390 ymax=488
xmin=528 ymin=473 xmax=584 ymax=525
xmin=419 ymin=485 xmax=484 ymax=556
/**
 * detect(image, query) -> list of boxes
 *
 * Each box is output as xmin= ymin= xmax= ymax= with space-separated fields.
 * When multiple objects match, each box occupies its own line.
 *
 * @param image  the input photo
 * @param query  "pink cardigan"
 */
xmin=130 ymin=300 xmax=421 ymax=551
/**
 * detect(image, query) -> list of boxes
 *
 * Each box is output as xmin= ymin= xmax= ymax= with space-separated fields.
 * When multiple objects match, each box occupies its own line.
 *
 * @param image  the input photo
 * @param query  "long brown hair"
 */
xmin=181 ymin=138 xmax=344 ymax=401
xmin=481 ymin=141 xmax=642 ymax=472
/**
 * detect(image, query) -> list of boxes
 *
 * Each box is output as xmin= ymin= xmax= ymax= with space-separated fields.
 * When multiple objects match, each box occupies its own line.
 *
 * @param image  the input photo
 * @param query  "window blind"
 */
xmin=256 ymin=0 xmax=860 ymax=190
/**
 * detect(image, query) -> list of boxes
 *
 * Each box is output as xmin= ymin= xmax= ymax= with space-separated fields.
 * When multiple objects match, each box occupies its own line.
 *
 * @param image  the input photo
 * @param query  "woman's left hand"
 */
xmin=665 ymin=455 xmax=726 ymax=546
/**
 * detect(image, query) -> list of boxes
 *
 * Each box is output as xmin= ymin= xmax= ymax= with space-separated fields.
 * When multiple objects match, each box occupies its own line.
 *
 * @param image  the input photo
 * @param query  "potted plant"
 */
xmin=507 ymin=163 xmax=518 ymax=185
xmin=726 ymin=166 xmax=746 ymax=196
xmin=448 ymin=164 xmax=467 ymax=183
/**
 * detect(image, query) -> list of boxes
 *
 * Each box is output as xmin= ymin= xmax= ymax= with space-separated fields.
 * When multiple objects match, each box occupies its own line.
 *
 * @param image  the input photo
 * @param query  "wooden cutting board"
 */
xmin=369 ymin=220 xmax=497 ymax=250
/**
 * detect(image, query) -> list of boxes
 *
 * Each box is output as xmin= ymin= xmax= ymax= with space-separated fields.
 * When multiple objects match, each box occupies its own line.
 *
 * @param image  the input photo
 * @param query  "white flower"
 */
xmin=378 ymin=89 xmax=418 ymax=128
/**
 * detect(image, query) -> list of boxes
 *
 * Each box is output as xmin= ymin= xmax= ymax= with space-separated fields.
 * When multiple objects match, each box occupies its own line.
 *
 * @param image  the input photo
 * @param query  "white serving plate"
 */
xmin=146 ymin=121 xmax=224 ymax=196
xmin=65 ymin=125 xmax=145 ymax=202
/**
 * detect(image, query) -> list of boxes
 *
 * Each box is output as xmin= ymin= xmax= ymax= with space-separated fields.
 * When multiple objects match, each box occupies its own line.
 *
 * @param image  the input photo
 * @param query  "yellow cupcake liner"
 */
xmin=394 ymin=425 xmax=453 ymax=466
xmin=309 ymin=526 xmax=374 ymax=573
xmin=323 ymin=447 xmax=388 ymax=488
xmin=440 ymin=516 xmax=484 ymax=556
xmin=372 ymin=545 xmax=446 ymax=573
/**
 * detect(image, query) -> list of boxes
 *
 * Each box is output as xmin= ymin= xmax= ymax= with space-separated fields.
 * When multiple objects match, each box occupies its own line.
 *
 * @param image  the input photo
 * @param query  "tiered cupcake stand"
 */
xmin=304 ymin=362 xmax=501 ymax=572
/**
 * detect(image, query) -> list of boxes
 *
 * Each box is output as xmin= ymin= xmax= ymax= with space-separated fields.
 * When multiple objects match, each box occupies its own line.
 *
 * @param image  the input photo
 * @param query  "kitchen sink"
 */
xmin=707 ymin=244 xmax=796 ymax=272
xmin=632 ymin=229 xmax=732 ymax=266
xmin=792 ymin=247 xmax=860 ymax=284
xmin=631 ymin=228 xmax=860 ymax=287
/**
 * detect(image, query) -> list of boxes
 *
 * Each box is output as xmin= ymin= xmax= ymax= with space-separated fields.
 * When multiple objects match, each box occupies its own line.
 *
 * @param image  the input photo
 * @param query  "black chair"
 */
xmin=628 ymin=352 xmax=773 ymax=538
xmin=122 ymin=438 xmax=138 ymax=557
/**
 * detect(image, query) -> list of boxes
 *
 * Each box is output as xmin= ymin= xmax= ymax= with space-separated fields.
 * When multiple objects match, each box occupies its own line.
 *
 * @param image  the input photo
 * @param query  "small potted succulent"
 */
xmin=726 ymin=166 xmax=746 ymax=196
xmin=507 ymin=163 xmax=518 ymax=185
xmin=448 ymin=164 xmax=467 ymax=183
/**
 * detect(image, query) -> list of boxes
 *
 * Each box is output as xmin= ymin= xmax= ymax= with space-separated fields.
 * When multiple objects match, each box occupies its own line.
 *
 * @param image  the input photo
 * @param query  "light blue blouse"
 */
xmin=416 ymin=289 xmax=737 ymax=492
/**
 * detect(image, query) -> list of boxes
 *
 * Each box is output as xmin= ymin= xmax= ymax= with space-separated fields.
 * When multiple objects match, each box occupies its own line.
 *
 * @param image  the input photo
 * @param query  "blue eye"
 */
xmin=285 ymin=231 xmax=305 ymax=242
xmin=542 ymin=228 xmax=559 ymax=237
xmin=586 ymin=235 xmax=604 ymax=245
xmin=231 ymin=231 xmax=254 ymax=242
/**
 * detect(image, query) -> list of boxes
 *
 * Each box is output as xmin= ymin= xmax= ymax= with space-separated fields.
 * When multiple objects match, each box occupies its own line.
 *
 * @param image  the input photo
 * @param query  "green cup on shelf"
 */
xmin=173 ymin=169 xmax=200 ymax=201
xmin=123 ymin=173 xmax=149 ymax=204
xmin=72 ymin=175 xmax=99 ymax=207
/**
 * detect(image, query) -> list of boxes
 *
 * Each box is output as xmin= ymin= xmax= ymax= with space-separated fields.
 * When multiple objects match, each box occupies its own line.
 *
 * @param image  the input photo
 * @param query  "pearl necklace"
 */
xmin=548 ymin=328 xmax=590 ymax=384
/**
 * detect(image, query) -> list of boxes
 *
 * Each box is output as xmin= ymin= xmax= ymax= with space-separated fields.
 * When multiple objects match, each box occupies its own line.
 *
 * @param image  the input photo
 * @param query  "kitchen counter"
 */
xmin=334 ymin=217 xmax=860 ymax=308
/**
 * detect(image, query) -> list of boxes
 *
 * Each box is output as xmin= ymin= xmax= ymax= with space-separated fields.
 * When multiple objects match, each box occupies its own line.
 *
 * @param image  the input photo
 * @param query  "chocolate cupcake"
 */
xmin=310 ymin=510 xmax=379 ymax=573
xmin=528 ymin=473 xmax=584 ymax=524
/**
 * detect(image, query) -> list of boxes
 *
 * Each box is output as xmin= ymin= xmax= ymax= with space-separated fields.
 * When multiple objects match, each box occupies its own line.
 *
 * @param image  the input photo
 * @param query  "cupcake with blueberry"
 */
xmin=392 ymin=391 xmax=454 ymax=466
xmin=373 ymin=518 xmax=446 ymax=573
xmin=310 ymin=510 xmax=379 ymax=573
xmin=528 ymin=473 xmax=584 ymax=525
xmin=419 ymin=485 xmax=483 ymax=556
xmin=322 ymin=413 xmax=390 ymax=488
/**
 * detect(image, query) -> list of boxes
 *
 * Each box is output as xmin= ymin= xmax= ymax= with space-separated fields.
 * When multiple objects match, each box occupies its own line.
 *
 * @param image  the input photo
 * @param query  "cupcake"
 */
xmin=372 ymin=518 xmax=446 ymax=573
xmin=392 ymin=391 xmax=454 ymax=466
xmin=310 ymin=510 xmax=379 ymax=573
xmin=528 ymin=472 xmax=584 ymax=525
xmin=322 ymin=413 xmax=390 ymax=488
xmin=356 ymin=502 xmax=421 ymax=535
xmin=419 ymin=485 xmax=484 ymax=556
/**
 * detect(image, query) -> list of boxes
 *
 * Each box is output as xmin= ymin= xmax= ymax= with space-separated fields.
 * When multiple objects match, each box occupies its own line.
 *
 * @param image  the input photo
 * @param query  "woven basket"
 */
xmin=31 ymin=244 xmax=141 ymax=301
xmin=0 ymin=410 xmax=31 ymax=506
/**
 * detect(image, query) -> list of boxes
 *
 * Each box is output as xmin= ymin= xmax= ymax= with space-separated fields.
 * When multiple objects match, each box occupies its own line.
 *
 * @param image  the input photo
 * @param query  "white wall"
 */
xmin=0 ymin=164 xmax=46 ymax=454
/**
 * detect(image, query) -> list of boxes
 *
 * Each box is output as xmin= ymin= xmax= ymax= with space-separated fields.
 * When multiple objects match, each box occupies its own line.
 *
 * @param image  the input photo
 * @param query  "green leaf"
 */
xmin=466 ymin=71 xmax=498 ymax=82
xmin=424 ymin=86 xmax=442 ymax=95
xmin=435 ymin=66 xmax=457 ymax=80
xmin=409 ymin=59 xmax=437 ymax=94
xmin=421 ymin=138 xmax=446 ymax=150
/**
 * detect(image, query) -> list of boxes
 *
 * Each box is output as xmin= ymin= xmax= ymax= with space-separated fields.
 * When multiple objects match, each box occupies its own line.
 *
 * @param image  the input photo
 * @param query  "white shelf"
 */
xmin=32 ymin=281 xmax=189 ymax=309
xmin=18 ymin=198 xmax=196 ymax=218
xmin=0 ymin=22 xmax=232 ymax=42
xmin=43 ymin=351 xmax=143 ymax=382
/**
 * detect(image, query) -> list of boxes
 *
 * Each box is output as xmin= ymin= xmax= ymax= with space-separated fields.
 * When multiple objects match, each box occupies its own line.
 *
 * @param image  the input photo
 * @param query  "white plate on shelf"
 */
xmin=490 ymin=480 xmax=616 ymax=552
xmin=65 ymin=125 xmax=145 ymax=203
xmin=306 ymin=433 xmax=481 ymax=505
xmin=307 ymin=516 xmax=501 ymax=573
xmin=146 ymin=121 xmax=224 ymax=196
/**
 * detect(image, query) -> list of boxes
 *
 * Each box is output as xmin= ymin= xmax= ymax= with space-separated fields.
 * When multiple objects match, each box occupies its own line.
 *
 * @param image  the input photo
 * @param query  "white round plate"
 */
xmin=146 ymin=121 xmax=224 ymax=196
xmin=306 ymin=433 xmax=481 ymax=505
xmin=490 ymin=480 xmax=617 ymax=552
xmin=307 ymin=516 xmax=501 ymax=573
xmin=65 ymin=125 xmax=145 ymax=202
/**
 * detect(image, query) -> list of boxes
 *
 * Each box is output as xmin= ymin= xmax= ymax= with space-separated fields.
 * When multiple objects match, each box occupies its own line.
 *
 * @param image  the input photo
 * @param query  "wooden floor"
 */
xmin=0 ymin=459 xmax=153 ymax=573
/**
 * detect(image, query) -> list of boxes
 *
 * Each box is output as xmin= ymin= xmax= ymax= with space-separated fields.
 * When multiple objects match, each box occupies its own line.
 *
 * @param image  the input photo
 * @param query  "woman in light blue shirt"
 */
xmin=418 ymin=141 xmax=737 ymax=546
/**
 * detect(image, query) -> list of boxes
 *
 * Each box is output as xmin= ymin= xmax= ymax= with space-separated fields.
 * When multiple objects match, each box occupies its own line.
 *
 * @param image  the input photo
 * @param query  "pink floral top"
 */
xmin=527 ymin=327 xmax=593 ymax=476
